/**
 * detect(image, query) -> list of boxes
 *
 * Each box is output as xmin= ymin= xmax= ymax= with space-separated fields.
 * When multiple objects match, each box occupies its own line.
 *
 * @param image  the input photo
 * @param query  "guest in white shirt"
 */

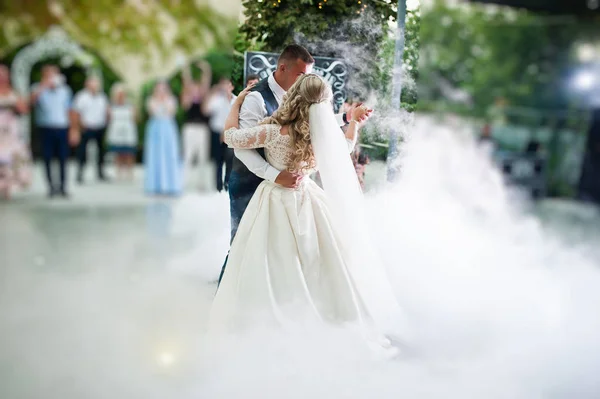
xmin=30 ymin=65 xmax=74 ymax=198
xmin=204 ymin=77 xmax=236 ymax=192
xmin=72 ymin=76 xmax=109 ymax=183
xmin=106 ymin=83 xmax=138 ymax=181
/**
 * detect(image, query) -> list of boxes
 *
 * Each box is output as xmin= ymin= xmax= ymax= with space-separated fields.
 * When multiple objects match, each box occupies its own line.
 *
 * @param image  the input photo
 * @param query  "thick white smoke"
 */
xmin=2 ymin=115 xmax=600 ymax=399
xmin=197 ymin=115 xmax=600 ymax=399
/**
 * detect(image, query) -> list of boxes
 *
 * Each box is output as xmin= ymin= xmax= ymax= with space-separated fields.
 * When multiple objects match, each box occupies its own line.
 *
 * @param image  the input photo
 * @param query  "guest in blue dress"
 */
xmin=144 ymin=82 xmax=182 ymax=196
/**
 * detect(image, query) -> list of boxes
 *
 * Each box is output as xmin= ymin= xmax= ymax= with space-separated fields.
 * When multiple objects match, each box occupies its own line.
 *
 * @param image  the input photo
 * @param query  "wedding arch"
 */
xmin=10 ymin=26 xmax=102 ymax=143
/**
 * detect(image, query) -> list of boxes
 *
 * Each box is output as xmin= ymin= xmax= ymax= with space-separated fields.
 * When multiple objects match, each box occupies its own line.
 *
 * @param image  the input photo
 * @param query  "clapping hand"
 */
xmin=348 ymin=102 xmax=373 ymax=126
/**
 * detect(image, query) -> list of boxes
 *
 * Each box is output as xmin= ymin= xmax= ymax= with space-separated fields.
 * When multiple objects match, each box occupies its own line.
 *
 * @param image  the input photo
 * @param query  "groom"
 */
xmin=219 ymin=44 xmax=365 ymax=284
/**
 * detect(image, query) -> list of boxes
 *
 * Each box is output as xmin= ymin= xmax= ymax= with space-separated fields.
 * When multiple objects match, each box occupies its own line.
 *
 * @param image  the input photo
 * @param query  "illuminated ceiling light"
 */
xmin=573 ymin=70 xmax=596 ymax=91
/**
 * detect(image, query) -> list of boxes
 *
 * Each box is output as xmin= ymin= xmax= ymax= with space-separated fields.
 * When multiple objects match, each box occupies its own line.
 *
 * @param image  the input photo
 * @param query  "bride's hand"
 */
xmin=235 ymin=83 xmax=256 ymax=105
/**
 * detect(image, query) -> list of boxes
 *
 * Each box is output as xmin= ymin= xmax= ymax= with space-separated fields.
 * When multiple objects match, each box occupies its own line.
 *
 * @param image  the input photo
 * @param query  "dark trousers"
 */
xmin=215 ymin=145 xmax=234 ymax=191
xmin=40 ymin=127 xmax=69 ymax=192
xmin=77 ymin=127 xmax=106 ymax=179
xmin=211 ymin=131 xmax=234 ymax=191
xmin=224 ymin=147 xmax=234 ymax=187
xmin=217 ymin=169 xmax=263 ymax=284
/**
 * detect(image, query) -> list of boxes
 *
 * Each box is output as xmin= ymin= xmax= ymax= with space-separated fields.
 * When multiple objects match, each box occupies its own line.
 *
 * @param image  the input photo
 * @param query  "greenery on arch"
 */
xmin=239 ymin=0 xmax=420 ymax=106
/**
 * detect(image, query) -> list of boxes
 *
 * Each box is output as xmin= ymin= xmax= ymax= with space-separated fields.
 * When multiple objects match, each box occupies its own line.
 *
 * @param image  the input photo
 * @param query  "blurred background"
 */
xmin=3 ymin=1 xmax=600 ymax=198
xmin=419 ymin=0 xmax=600 ymax=201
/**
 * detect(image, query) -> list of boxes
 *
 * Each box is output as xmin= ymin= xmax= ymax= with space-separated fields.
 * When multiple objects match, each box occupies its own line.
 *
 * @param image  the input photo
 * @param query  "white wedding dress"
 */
xmin=209 ymin=103 xmax=406 ymax=343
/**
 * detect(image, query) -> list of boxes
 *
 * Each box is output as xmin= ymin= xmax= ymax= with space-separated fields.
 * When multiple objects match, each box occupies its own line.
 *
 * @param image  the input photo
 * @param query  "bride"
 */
xmin=210 ymin=74 xmax=406 ymax=345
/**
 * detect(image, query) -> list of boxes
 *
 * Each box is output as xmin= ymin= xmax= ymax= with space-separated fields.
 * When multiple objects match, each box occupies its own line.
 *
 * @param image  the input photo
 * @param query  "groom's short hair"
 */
xmin=278 ymin=44 xmax=314 ymax=66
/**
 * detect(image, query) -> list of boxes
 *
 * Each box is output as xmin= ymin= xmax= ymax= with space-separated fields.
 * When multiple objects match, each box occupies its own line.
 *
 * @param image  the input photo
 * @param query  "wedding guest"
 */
xmin=31 ymin=65 xmax=74 ymax=198
xmin=245 ymin=74 xmax=259 ymax=88
xmin=181 ymin=60 xmax=212 ymax=190
xmin=0 ymin=65 xmax=30 ymax=199
xmin=106 ymin=83 xmax=138 ymax=181
xmin=352 ymin=147 xmax=370 ymax=191
xmin=72 ymin=76 xmax=109 ymax=183
xmin=204 ymin=77 xmax=237 ymax=191
xmin=144 ymin=81 xmax=182 ymax=196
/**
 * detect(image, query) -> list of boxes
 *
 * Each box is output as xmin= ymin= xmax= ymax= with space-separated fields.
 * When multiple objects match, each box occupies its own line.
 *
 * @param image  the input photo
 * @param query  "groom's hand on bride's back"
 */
xmin=275 ymin=171 xmax=303 ymax=189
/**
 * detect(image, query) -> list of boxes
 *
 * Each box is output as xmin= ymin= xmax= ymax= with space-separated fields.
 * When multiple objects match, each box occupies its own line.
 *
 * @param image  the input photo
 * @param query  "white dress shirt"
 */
xmin=235 ymin=74 xmax=345 ymax=182
xmin=207 ymin=93 xmax=237 ymax=132
xmin=73 ymin=89 xmax=109 ymax=129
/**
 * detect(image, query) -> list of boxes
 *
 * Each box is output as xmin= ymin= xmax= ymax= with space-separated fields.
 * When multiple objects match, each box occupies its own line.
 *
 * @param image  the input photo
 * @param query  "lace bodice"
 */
xmin=224 ymin=123 xmax=356 ymax=174
xmin=224 ymin=124 xmax=297 ymax=172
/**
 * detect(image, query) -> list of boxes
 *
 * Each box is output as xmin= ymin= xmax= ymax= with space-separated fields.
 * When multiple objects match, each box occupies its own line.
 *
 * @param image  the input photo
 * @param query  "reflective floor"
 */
xmin=0 ymin=165 xmax=230 ymax=398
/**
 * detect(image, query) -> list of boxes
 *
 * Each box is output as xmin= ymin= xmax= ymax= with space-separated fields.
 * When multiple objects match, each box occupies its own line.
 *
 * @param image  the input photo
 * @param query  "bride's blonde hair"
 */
xmin=261 ymin=74 xmax=332 ymax=173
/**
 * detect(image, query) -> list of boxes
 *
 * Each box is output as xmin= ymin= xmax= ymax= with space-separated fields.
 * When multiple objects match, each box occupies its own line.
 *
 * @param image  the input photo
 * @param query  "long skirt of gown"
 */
xmin=209 ymin=179 xmax=371 ymax=333
xmin=144 ymin=117 xmax=182 ymax=195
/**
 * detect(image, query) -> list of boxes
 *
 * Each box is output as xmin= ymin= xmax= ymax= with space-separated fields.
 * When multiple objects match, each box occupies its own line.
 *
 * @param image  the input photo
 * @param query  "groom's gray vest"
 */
xmin=231 ymin=78 xmax=278 ymax=179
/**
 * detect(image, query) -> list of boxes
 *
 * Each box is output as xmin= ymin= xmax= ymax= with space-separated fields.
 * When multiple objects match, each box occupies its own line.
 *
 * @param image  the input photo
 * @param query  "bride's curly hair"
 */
xmin=260 ymin=74 xmax=332 ymax=173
